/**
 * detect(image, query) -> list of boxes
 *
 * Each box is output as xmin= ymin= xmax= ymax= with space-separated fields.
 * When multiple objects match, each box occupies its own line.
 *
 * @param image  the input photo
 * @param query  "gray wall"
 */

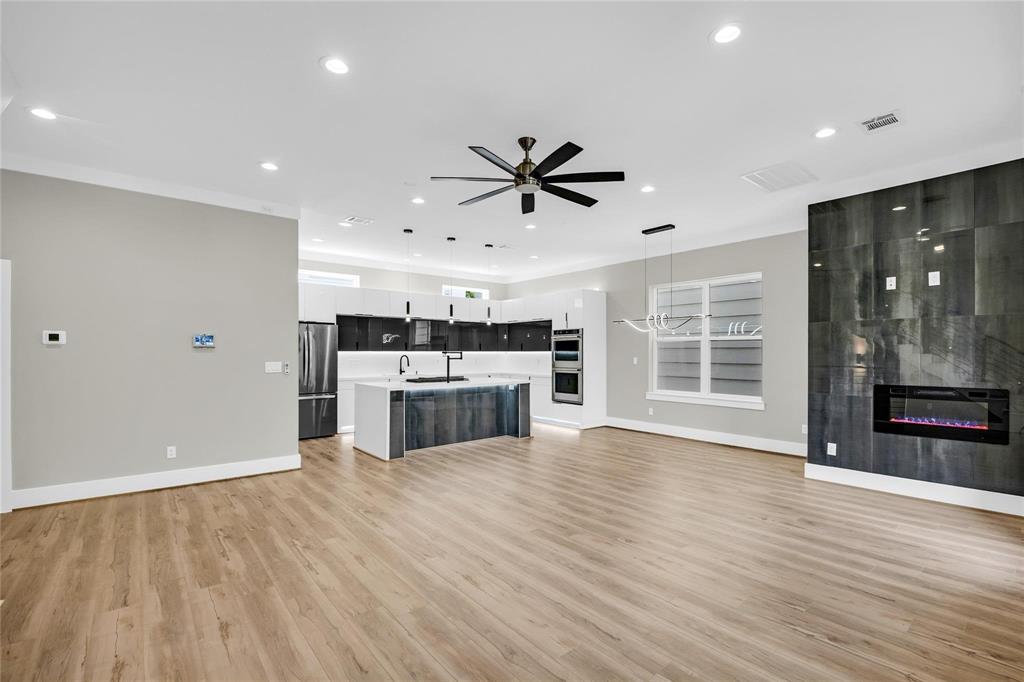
xmin=507 ymin=231 xmax=808 ymax=445
xmin=1 ymin=170 xmax=298 ymax=489
xmin=299 ymin=258 xmax=508 ymax=300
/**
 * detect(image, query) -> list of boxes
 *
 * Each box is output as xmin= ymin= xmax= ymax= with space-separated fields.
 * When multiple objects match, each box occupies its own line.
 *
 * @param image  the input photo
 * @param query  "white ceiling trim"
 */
xmin=0 ymin=152 xmax=301 ymax=220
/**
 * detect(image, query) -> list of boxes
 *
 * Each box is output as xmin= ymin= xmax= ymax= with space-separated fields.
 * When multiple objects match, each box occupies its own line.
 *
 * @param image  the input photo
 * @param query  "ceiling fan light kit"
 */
xmin=431 ymin=136 xmax=625 ymax=214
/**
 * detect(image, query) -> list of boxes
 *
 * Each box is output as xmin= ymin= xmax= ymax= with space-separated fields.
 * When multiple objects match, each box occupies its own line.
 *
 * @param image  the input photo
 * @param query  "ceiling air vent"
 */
xmin=860 ymin=111 xmax=901 ymax=133
xmin=740 ymin=161 xmax=818 ymax=193
xmin=344 ymin=215 xmax=374 ymax=225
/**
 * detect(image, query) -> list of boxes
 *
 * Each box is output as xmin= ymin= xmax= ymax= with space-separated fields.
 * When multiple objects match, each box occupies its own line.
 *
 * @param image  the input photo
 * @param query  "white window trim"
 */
xmin=648 ymin=271 xmax=764 ymax=410
xmin=298 ymin=269 xmax=360 ymax=288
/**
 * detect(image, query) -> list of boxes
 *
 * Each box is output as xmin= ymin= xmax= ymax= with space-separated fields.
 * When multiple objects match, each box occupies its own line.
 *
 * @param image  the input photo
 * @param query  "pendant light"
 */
xmin=447 ymin=236 xmax=456 ymax=325
xmin=613 ymin=224 xmax=709 ymax=333
xmin=484 ymin=244 xmax=494 ymax=325
xmin=403 ymin=228 xmax=413 ymax=322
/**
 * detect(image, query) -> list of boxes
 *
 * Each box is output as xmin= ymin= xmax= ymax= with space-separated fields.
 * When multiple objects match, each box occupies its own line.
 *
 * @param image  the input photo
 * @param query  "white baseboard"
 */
xmin=339 ymin=426 xmax=354 ymax=434
xmin=532 ymin=416 xmax=583 ymax=429
xmin=605 ymin=417 xmax=806 ymax=456
xmin=6 ymin=454 xmax=301 ymax=511
xmin=804 ymin=463 xmax=1023 ymax=517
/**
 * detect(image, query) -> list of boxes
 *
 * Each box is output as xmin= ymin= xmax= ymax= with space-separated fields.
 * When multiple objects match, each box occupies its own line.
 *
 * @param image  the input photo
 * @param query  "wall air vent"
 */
xmin=344 ymin=215 xmax=374 ymax=225
xmin=860 ymin=111 xmax=901 ymax=133
xmin=740 ymin=161 xmax=818 ymax=193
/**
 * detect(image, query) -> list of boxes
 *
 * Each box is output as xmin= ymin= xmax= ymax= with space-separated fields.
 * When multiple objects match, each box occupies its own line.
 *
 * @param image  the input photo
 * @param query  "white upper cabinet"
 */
xmin=388 ymin=292 xmax=435 ymax=319
xmin=334 ymin=286 xmax=363 ymax=315
xmin=467 ymin=298 xmax=488 ymax=322
xmin=501 ymin=298 xmax=525 ymax=323
xmin=566 ymin=290 xmax=585 ymax=329
xmin=362 ymin=289 xmax=390 ymax=316
xmin=302 ymin=283 xmax=337 ymax=323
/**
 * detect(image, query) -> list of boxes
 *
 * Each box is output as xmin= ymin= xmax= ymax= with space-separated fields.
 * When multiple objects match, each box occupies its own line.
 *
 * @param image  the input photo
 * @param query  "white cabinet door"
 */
xmin=530 ymin=377 xmax=554 ymax=418
xmin=298 ymin=282 xmax=306 ymax=321
xmin=338 ymin=384 xmax=355 ymax=432
xmin=545 ymin=292 xmax=567 ymax=330
xmin=335 ymin=287 xmax=363 ymax=315
xmin=566 ymin=290 xmax=585 ymax=329
xmin=502 ymin=298 xmax=524 ymax=322
xmin=467 ymin=298 xmax=487 ymax=322
xmin=486 ymin=300 xmax=501 ymax=325
xmin=362 ymin=289 xmax=390 ymax=316
xmin=303 ymin=283 xmax=337 ymax=323
xmin=389 ymin=292 xmax=434 ymax=319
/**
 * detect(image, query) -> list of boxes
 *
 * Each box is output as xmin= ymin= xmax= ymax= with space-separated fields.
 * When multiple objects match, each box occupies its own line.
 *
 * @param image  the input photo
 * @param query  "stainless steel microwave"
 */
xmin=552 ymin=329 xmax=582 ymax=370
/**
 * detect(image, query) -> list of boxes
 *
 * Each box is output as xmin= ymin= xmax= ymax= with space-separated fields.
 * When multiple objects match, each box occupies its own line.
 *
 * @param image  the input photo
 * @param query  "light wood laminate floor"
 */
xmin=2 ymin=425 xmax=1023 ymax=681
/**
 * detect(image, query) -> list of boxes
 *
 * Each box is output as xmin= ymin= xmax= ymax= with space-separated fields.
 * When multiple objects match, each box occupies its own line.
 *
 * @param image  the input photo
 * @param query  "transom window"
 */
xmin=441 ymin=285 xmax=490 ymax=299
xmin=648 ymin=272 xmax=764 ymax=410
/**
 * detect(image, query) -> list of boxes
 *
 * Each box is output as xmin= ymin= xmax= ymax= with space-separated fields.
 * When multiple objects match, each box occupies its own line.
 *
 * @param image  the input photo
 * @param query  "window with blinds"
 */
xmin=651 ymin=273 xmax=763 ymax=406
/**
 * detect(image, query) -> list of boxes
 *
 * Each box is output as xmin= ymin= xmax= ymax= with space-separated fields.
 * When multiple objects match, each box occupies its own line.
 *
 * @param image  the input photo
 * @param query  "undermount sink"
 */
xmin=404 ymin=375 xmax=469 ymax=383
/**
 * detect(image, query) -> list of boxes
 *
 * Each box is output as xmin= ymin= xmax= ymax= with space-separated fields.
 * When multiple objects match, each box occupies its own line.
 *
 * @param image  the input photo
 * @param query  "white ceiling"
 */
xmin=2 ymin=2 xmax=1021 ymax=282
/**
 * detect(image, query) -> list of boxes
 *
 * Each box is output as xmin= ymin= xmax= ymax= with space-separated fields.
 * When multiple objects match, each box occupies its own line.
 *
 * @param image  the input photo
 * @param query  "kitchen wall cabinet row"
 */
xmin=300 ymin=282 xmax=586 ymax=331
xmin=337 ymin=316 xmax=552 ymax=353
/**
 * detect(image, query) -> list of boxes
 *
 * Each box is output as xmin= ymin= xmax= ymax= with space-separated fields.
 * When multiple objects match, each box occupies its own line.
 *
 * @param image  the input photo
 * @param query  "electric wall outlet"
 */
xmin=265 ymin=361 xmax=283 ymax=373
xmin=283 ymin=361 xmax=290 ymax=374
xmin=166 ymin=446 xmax=177 ymax=459
xmin=801 ymin=424 xmax=808 ymax=435
xmin=885 ymin=276 xmax=896 ymax=291
xmin=928 ymin=271 xmax=941 ymax=286
xmin=648 ymin=407 xmax=654 ymax=416
xmin=826 ymin=442 xmax=837 ymax=456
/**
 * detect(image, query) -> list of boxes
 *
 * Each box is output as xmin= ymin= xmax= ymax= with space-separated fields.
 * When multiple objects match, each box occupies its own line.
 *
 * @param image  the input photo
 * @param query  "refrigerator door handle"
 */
xmin=299 ymin=393 xmax=337 ymax=400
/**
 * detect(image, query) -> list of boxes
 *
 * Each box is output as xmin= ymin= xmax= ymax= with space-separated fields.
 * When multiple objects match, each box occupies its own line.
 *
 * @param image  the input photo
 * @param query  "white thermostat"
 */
xmin=42 ymin=330 xmax=66 ymax=345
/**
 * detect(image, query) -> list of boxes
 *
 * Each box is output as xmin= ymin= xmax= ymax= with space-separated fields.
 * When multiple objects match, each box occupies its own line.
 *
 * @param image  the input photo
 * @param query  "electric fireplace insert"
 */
xmin=873 ymin=385 xmax=1009 ymax=445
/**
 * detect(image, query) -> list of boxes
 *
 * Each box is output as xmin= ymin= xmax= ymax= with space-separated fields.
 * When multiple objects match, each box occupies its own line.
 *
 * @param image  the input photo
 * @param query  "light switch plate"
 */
xmin=826 ymin=442 xmax=837 ymax=456
xmin=166 ymin=446 xmax=176 ymax=459
xmin=283 ymin=361 xmax=290 ymax=374
xmin=633 ymin=357 xmax=638 ymax=365
xmin=885 ymin=276 xmax=896 ymax=291
xmin=648 ymin=407 xmax=654 ymax=416
xmin=928 ymin=271 xmax=941 ymax=287
xmin=801 ymin=424 xmax=808 ymax=435
xmin=265 ymin=361 xmax=283 ymax=373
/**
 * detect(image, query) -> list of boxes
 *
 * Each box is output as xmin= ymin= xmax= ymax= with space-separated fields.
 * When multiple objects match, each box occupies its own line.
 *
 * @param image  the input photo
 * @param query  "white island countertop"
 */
xmin=355 ymin=376 xmax=531 ymax=391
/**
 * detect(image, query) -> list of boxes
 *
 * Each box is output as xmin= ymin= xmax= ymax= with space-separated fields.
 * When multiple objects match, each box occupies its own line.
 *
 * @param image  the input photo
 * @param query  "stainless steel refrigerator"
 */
xmin=298 ymin=322 xmax=338 ymax=439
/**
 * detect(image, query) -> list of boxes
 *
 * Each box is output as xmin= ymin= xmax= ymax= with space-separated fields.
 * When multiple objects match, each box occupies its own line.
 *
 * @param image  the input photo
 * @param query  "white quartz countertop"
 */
xmin=342 ymin=371 xmax=547 ymax=383
xmin=355 ymin=376 xmax=531 ymax=391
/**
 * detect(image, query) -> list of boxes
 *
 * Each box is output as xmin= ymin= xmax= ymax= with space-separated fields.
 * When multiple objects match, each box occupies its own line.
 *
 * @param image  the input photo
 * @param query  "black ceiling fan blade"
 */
xmin=522 ymin=193 xmax=535 ymax=214
xmin=541 ymin=183 xmax=598 ymax=207
xmin=458 ymin=184 xmax=514 ymax=206
xmin=468 ymin=146 xmax=520 ymax=176
xmin=541 ymin=171 xmax=625 ymax=184
xmin=531 ymin=141 xmax=583 ymax=178
xmin=431 ymin=176 xmax=511 ymax=182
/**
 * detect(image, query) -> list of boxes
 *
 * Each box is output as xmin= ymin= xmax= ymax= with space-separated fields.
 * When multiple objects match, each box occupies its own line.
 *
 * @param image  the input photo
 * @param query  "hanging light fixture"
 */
xmin=484 ymin=243 xmax=494 ymax=326
xmin=403 ymin=228 xmax=413 ymax=322
xmin=613 ymin=224 xmax=709 ymax=333
xmin=447 ymin=236 xmax=456 ymax=325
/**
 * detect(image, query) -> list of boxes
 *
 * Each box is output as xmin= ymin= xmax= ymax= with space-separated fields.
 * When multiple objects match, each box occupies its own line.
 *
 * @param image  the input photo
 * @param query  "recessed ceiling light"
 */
xmin=30 ymin=108 xmax=57 ymax=120
xmin=411 ymin=197 xmax=425 ymax=204
xmin=529 ymin=255 xmax=539 ymax=260
xmin=321 ymin=57 xmax=349 ymax=75
xmin=813 ymin=262 xmax=823 ymax=268
xmin=337 ymin=221 xmax=352 ymax=227
xmin=524 ymin=224 xmax=536 ymax=230
xmin=814 ymin=127 xmax=836 ymax=139
xmin=712 ymin=24 xmax=742 ymax=44
xmin=892 ymin=205 xmax=907 ymax=212
xmin=260 ymin=161 xmax=279 ymax=171
xmin=311 ymin=238 xmax=325 ymax=243
xmin=640 ymin=185 xmax=655 ymax=193
xmin=933 ymin=244 xmax=945 ymax=253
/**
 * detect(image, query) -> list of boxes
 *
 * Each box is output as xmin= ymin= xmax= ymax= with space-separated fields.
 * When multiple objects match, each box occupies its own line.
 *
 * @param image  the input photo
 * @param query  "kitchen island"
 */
xmin=353 ymin=377 xmax=531 ymax=460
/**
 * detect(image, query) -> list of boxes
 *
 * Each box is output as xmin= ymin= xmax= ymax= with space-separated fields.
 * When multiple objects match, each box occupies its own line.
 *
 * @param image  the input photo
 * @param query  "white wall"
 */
xmin=1 ymin=171 xmax=299 ymax=496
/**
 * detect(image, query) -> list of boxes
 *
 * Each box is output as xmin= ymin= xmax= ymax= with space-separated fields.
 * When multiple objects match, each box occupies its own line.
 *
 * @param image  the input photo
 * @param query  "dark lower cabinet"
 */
xmin=338 ymin=316 xmax=550 ymax=352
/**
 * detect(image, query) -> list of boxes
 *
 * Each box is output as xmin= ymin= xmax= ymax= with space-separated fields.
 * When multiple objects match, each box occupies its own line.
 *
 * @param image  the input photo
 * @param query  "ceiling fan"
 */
xmin=431 ymin=137 xmax=625 ymax=214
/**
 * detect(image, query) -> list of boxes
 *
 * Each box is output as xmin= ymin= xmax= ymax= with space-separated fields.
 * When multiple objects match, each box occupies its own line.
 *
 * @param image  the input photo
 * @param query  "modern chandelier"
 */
xmin=613 ymin=224 xmax=710 ymax=334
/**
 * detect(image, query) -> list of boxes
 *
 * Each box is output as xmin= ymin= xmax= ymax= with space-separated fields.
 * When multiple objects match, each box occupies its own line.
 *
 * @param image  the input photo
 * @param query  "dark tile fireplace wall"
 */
xmin=808 ymin=158 xmax=1023 ymax=496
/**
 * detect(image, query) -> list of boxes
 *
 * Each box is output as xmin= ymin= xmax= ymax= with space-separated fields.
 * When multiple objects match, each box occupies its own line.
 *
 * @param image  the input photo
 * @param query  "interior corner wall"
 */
xmin=506 ymin=230 xmax=809 ymax=448
xmin=1 ymin=170 xmax=299 ymax=492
